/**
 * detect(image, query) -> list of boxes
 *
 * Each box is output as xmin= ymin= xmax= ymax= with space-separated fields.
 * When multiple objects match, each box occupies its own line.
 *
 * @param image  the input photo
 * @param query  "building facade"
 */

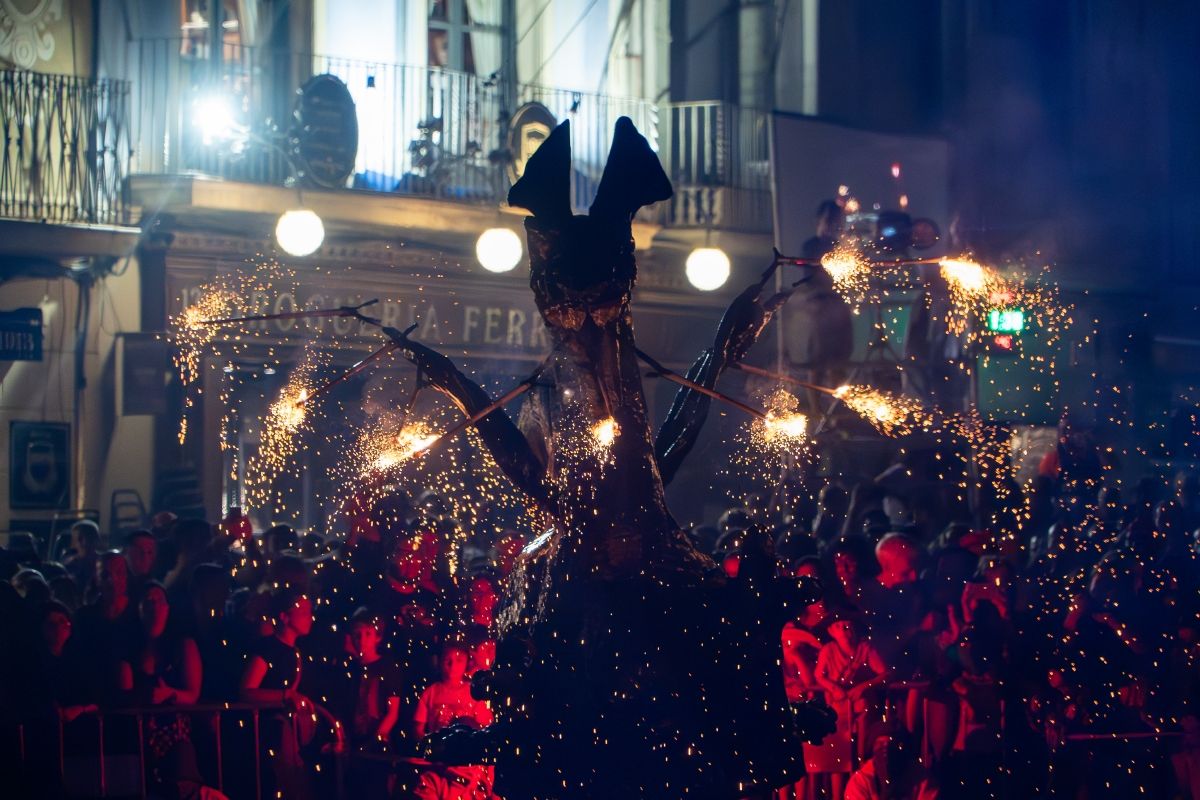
xmin=3 ymin=0 xmax=1197 ymax=543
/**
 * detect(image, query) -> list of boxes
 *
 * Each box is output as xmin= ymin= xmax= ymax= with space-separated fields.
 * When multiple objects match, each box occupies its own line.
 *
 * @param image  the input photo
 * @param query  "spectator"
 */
xmin=64 ymin=520 xmax=101 ymax=594
xmin=844 ymin=733 xmax=939 ymax=800
xmin=464 ymin=573 xmax=499 ymax=630
xmin=816 ymin=614 xmax=889 ymax=760
xmin=124 ymin=529 xmax=158 ymax=593
xmin=465 ymin=625 xmax=497 ymax=678
xmin=118 ymin=582 xmax=203 ymax=794
xmin=73 ymin=551 xmax=140 ymax=702
xmin=412 ymin=640 xmax=495 ymax=800
xmin=240 ymin=587 xmax=317 ymax=800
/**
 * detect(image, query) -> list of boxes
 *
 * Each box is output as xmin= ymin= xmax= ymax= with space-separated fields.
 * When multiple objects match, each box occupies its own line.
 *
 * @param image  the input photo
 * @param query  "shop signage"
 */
xmin=0 ymin=308 xmax=43 ymax=361
xmin=171 ymin=282 xmax=553 ymax=354
xmin=292 ymin=74 xmax=359 ymax=189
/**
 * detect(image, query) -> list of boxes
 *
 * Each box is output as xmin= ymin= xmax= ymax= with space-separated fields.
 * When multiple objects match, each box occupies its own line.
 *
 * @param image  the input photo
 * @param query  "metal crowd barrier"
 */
xmin=9 ymin=701 xmax=345 ymax=799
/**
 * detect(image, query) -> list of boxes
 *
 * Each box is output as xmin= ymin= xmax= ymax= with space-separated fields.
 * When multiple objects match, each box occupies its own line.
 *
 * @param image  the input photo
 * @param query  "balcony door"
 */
xmin=427 ymin=0 xmax=504 ymax=79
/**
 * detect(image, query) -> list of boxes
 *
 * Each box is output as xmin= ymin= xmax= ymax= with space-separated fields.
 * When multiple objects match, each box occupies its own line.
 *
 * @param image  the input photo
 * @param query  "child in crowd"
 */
xmin=816 ymin=614 xmax=889 ymax=761
xmin=412 ymin=640 xmax=496 ymax=800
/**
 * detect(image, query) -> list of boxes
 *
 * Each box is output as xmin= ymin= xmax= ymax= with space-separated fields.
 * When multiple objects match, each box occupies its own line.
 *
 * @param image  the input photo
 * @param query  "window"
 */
xmin=180 ymin=0 xmax=248 ymax=59
xmin=428 ymin=0 xmax=503 ymax=78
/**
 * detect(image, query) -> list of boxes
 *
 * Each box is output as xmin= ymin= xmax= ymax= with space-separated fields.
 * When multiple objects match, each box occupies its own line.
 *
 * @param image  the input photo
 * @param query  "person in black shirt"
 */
xmin=240 ymin=587 xmax=316 ymax=800
xmin=72 ymin=552 xmax=140 ymax=703
xmin=319 ymin=607 xmax=412 ymax=795
xmin=377 ymin=533 xmax=443 ymax=683
xmin=17 ymin=601 xmax=96 ymax=797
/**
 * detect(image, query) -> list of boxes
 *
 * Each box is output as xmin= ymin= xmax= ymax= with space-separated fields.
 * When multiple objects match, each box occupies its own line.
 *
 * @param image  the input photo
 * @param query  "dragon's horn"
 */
xmin=508 ymin=120 xmax=572 ymax=224
xmin=589 ymin=116 xmax=673 ymax=221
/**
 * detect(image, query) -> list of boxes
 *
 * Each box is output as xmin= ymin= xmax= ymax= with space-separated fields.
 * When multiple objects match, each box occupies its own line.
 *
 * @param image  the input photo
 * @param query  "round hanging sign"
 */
xmin=291 ymin=74 xmax=358 ymax=188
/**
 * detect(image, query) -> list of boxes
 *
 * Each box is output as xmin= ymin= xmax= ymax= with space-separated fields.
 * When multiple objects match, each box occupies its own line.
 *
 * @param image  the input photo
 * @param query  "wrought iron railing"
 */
xmin=0 ymin=69 xmax=132 ymax=225
xmin=129 ymin=39 xmax=769 ymax=230
xmin=658 ymin=101 xmax=772 ymax=231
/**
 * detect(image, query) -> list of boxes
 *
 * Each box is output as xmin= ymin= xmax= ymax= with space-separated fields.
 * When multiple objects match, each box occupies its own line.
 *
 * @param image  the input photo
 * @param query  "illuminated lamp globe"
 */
xmin=275 ymin=209 xmax=325 ymax=257
xmin=476 ymin=227 xmax=523 ymax=273
xmin=194 ymin=94 xmax=238 ymax=145
xmin=685 ymin=246 xmax=731 ymax=291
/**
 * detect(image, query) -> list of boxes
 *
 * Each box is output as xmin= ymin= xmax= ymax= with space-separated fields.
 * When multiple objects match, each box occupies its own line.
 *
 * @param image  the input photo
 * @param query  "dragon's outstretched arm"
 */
xmin=383 ymin=324 xmax=551 ymax=509
xmin=655 ymin=262 xmax=801 ymax=484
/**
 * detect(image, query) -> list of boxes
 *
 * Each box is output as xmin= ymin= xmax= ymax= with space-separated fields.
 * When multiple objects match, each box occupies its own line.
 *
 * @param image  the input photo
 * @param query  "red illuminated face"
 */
xmin=834 ymin=552 xmax=858 ymax=586
xmin=348 ymin=623 xmax=381 ymax=660
xmin=284 ymin=596 xmax=314 ymax=637
xmin=99 ymin=554 xmax=129 ymax=599
xmin=393 ymin=534 xmax=436 ymax=583
xmin=794 ymin=561 xmax=821 ymax=580
xmin=829 ymin=619 xmax=858 ymax=650
xmin=441 ymin=648 xmax=468 ymax=681
xmin=468 ymin=578 xmax=499 ymax=624
xmin=125 ymin=537 xmax=156 ymax=578
xmin=470 ymin=640 xmax=497 ymax=672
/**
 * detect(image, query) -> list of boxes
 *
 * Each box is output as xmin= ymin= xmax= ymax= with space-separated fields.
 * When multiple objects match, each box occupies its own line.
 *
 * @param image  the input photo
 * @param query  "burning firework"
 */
xmin=171 ymin=289 xmax=243 ymax=390
xmin=753 ymin=389 xmax=809 ymax=451
xmin=272 ymin=388 xmax=309 ymax=433
xmin=939 ymin=257 xmax=990 ymax=295
xmin=833 ymin=384 xmax=933 ymax=437
xmin=821 ymin=246 xmax=872 ymax=307
xmin=371 ymin=421 xmax=441 ymax=473
xmin=244 ymin=351 xmax=322 ymax=508
xmin=590 ymin=416 xmax=620 ymax=456
xmin=167 ymin=262 xmax=297 ymax=444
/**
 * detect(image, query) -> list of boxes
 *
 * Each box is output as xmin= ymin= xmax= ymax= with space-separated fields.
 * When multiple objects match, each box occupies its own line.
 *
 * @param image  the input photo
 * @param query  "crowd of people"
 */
xmin=3 ymin=449 xmax=1200 ymax=799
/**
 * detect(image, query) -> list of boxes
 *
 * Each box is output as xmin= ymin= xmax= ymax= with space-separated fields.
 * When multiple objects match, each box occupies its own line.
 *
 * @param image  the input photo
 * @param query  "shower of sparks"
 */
xmin=167 ymin=261 xmax=296 ymax=444
xmin=820 ymin=246 xmax=872 ymax=306
xmin=936 ymin=257 xmax=1072 ymax=356
xmin=833 ymin=384 xmax=934 ymax=437
xmin=938 ymin=257 xmax=1004 ymax=337
xmin=590 ymin=417 xmax=620 ymax=458
xmin=171 ymin=288 xmax=244 ymax=388
xmin=244 ymin=350 xmax=322 ymax=509
xmin=273 ymin=388 xmax=309 ymax=432
xmin=753 ymin=389 xmax=809 ymax=453
xmin=939 ymin=257 xmax=990 ymax=295
xmin=368 ymin=421 xmax=441 ymax=474
xmin=333 ymin=389 xmax=546 ymax=578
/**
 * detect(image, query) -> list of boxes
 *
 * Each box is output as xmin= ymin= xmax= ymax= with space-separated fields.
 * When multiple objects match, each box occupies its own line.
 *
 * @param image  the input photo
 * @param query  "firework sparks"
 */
xmin=273 ymin=388 xmax=309 ymax=433
xmin=167 ymin=262 xmax=297 ymax=445
xmin=244 ymin=351 xmax=321 ymax=508
xmin=833 ymin=384 xmax=933 ymax=437
xmin=171 ymin=289 xmax=243 ymax=389
xmin=753 ymin=389 xmax=809 ymax=453
xmin=370 ymin=421 xmax=441 ymax=473
xmin=821 ymin=245 xmax=872 ymax=306
xmin=939 ymin=257 xmax=990 ymax=295
xmin=590 ymin=416 xmax=620 ymax=458
xmin=938 ymin=256 xmax=1000 ymax=337
xmin=764 ymin=409 xmax=809 ymax=441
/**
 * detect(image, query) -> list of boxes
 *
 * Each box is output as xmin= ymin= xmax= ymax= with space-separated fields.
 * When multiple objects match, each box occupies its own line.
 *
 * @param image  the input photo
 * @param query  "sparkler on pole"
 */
xmin=832 ymin=384 xmax=934 ymax=437
xmin=731 ymin=362 xmax=837 ymax=396
xmin=367 ymin=356 xmax=552 ymax=473
xmin=198 ymin=298 xmax=381 ymax=327
xmin=635 ymin=347 xmax=768 ymax=420
xmin=300 ymin=341 xmax=399 ymax=406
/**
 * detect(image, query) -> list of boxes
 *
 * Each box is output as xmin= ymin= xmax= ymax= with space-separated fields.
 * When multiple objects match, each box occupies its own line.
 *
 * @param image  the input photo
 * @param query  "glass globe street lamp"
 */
xmin=476 ymin=227 xmax=524 ymax=273
xmin=686 ymin=246 xmax=731 ymax=291
xmin=275 ymin=209 xmax=325 ymax=257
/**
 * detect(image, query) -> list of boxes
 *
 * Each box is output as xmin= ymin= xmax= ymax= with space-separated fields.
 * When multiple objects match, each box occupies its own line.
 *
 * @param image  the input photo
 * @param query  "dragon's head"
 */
xmin=508 ymin=117 xmax=672 ymax=331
